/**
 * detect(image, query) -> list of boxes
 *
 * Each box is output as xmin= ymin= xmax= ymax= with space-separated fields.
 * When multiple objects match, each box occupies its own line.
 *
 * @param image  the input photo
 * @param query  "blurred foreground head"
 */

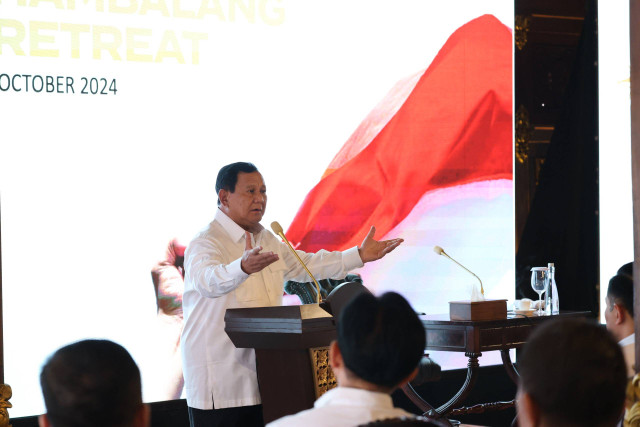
xmin=517 ymin=318 xmax=626 ymax=427
xmin=335 ymin=291 xmax=426 ymax=391
xmin=39 ymin=339 xmax=149 ymax=427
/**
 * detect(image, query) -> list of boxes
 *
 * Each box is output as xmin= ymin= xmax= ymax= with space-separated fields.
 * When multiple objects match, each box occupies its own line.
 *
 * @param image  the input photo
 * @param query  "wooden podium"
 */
xmin=225 ymin=304 xmax=338 ymax=424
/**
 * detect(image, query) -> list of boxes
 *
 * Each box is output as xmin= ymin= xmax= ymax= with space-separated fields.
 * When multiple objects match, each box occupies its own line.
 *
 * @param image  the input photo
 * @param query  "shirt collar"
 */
xmin=214 ymin=208 xmax=247 ymax=243
xmin=314 ymin=387 xmax=395 ymax=409
xmin=619 ymin=333 xmax=635 ymax=346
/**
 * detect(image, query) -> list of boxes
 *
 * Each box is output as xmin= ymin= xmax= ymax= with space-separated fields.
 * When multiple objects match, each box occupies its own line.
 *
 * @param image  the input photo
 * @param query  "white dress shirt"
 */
xmin=266 ymin=387 xmax=413 ymax=427
xmin=181 ymin=209 xmax=364 ymax=410
xmin=619 ymin=333 xmax=636 ymax=378
xmin=619 ymin=333 xmax=635 ymax=347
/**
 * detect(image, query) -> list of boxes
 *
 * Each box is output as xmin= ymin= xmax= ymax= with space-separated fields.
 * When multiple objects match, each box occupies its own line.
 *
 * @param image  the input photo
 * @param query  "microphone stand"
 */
xmin=272 ymin=222 xmax=322 ymax=304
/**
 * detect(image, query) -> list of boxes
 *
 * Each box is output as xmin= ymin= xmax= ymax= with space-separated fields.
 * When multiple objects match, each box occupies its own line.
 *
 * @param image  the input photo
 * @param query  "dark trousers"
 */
xmin=188 ymin=405 xmax=264 ymax=427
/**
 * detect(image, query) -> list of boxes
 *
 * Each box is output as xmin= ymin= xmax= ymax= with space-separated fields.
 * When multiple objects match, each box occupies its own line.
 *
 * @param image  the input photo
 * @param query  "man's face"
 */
xmin=220 ymin=171 xmax=267 ymax=231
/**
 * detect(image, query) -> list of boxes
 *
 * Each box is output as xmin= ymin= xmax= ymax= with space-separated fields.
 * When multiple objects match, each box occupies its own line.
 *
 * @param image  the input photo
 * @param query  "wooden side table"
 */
xmin=403 ymin=311 xmax=591 ymax=418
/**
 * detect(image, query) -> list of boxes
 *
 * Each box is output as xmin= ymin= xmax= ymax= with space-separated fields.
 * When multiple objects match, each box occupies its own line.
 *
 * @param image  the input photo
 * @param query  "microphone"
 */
xmin=271 ymin=221 xmax=322 ymax=304
xmin=433 ymin=246 xmax=484 ymax=296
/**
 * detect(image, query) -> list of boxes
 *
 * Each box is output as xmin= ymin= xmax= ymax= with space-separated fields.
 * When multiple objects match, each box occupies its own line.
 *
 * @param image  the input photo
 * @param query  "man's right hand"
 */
xmin=241 ymin=231 xmax=279 ymax=274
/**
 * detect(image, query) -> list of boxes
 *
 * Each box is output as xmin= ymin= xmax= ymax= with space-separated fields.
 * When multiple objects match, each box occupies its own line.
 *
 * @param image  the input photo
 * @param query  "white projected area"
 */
xmin=598 ymin=0 xmax=633 ymax=320
xmin=0 ymin=0 xmax=513 ymax=416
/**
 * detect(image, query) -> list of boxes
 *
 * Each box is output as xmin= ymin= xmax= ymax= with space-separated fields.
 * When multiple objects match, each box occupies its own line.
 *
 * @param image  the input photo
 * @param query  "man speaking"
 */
xmin=181 ymin=162 xmax=403 ymax=427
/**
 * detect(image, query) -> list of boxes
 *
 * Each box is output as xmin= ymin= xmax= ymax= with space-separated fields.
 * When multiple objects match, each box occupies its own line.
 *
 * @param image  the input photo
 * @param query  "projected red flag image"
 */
xmin=287 ymin=15 xmax=512 ymax=252
xmin=286 ymin=15 xmax=513 ymax=315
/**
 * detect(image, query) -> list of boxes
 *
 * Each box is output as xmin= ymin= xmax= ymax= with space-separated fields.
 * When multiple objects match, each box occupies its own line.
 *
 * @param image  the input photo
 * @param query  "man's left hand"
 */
xmin=358 ymin=226 xmax=404 ymax=263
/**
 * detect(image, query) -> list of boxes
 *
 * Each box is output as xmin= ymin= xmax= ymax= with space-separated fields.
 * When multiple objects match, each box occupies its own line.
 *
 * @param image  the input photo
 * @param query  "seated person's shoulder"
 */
xmin=267 ymin=402 xmax=413 ymax=427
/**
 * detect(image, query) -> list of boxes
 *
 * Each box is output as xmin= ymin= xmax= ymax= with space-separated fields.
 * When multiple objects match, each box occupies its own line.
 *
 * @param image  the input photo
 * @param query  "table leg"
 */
xmin=447 ymin=399 xmax=515 ymax=417
xmin=441 ymin=351 xmax=517 ymax=417
xmin=401 ymin=352 xmax=482 ymax=419
xmin=400 ymin=382 xmax=435 ymax=414
xmin=500 ymin=349 xmax=520 ymax=385
xmin=427 ymin=352 xmax=481 ymax=418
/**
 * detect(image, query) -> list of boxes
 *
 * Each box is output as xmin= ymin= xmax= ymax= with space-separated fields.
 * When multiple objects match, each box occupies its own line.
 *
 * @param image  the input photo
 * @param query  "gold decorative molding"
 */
xmin=530 ymin=14 xmax=584 ymax=21
xmin=515 ymin=105 xmax=532 ymax=163
xmin=308 ymin=346 xmax=337 ymax=399
xmin=625 ymin=374 xmax=640 ymax=426
xmin=515 ymin=15 xmax=530 ymax=50
xmin=0 ymin=384 xmax=12 ymax=427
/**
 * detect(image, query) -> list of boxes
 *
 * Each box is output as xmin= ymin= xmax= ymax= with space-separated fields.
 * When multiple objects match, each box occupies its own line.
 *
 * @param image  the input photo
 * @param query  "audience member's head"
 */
xmin=331 ymin=292 xmax=426 ymax=393
xmin=605 ymin=265 xmax=634 ymax=342
xmin=617 ymin=261 xmax=633 ymax=278
xmin=517 ymin=318 xmax=626 ymax=427
xmin=39 ymin=339 xmax=149 ymax=427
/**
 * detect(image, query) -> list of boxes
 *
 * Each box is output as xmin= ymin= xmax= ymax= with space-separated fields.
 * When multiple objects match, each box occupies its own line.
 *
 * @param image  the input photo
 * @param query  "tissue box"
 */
xmin=449 ymin=299 xmax=507 ymax=321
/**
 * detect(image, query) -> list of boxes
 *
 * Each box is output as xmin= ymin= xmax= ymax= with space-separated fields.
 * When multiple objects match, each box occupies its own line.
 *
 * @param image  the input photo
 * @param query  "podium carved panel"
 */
xmin=0 ymin=384 xmax=12 ymax=427
xmin=309 ymin=347 xmax=336 ymax=399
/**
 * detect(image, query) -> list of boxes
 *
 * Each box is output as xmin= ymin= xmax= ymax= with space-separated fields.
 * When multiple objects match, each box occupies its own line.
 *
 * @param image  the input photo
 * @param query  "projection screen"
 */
xmin=0 ymin=0 xmax=513 ymax=416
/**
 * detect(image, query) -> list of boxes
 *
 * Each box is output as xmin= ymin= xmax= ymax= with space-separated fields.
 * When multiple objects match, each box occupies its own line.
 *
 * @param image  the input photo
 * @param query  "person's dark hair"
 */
xmin=215 ymin=162 xmax=259 ymax=206
xmin=518 ymin=318 xmax=626 ymax=427
xmin=608 ymin=271 xmax=634 ymax=318
xmin=40 ymin=339 xmax=143 ymax=427
xmin=337 ymin=292 xmax=425 ymax=389
xmin=617 ymin=261 xmax=633 ymax=278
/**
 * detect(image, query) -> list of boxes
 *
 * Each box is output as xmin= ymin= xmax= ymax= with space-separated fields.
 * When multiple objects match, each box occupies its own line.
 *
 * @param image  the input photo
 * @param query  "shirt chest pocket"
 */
xmin=265 ymin=258 xmax=288 ymax=297
xmin=234 ymin=259 xmax=288 ymax=303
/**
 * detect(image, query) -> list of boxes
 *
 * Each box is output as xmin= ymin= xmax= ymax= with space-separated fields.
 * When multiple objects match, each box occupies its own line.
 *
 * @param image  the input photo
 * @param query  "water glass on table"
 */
xmin=530 ymin=267 xmax=549 ymax=315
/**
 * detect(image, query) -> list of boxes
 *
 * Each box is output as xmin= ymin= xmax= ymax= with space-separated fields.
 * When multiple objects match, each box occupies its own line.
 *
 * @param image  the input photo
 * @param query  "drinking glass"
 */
xmin=530 ymin=267 xmax=549 ymax=315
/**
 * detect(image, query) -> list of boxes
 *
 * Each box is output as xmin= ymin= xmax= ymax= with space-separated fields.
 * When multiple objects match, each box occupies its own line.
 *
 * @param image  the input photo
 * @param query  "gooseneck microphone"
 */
xmin=433 ymin=245 xmax=484 ymax=296
xmin=271 ymin=221 xmax=322 ymax=304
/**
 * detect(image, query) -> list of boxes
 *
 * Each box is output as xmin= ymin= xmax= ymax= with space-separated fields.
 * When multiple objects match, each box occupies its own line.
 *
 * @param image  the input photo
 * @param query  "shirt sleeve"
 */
xmin=184 ymin=237 xmax=249 ymax=298
xmin=281 ymin=243 xmax=364 ymax=283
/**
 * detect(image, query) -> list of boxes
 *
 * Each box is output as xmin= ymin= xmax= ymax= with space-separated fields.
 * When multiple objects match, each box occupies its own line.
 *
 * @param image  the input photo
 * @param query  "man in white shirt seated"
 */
xmin=267 ymin=291 xmax=425 ymax=427
xmin=604 ymin=262 xmax=635 ymax=378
